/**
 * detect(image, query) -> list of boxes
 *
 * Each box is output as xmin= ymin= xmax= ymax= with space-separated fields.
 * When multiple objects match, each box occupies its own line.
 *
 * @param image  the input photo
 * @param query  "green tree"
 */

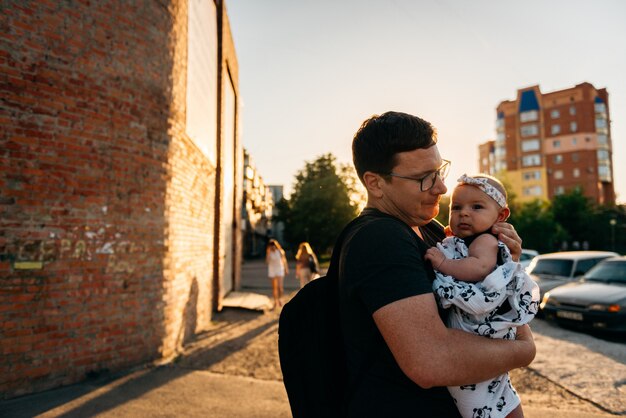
xmin=508 ymin=199 xmax=563 ymax=253
xmin=281 ymin=154 xmax=359 ymax=255
xmin=436 ymin=195 xmax=450 ymax=226
xmin=551 ymin=188 xmax=595 ymax=249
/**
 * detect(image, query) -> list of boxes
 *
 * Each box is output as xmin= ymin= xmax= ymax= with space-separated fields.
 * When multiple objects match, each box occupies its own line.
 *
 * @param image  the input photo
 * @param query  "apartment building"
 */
xmin=479 ymin=82 xmax=615 ymax=205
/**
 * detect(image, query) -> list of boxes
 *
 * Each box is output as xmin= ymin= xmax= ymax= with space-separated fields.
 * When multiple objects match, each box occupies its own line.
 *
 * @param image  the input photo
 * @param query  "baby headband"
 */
xmin=458 ymin=174 xmax=506 ymax=207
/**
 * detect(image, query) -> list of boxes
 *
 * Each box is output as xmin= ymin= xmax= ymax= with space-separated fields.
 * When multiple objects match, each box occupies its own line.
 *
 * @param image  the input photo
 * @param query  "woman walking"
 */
xmin=295 ymin=242 xmax=319 ymax=288
xmin=266 ymin=239 xmax=289 ymax=309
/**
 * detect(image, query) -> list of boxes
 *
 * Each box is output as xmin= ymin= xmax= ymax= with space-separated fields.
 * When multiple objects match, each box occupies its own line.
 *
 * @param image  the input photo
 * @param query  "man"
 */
xmin=337 ymin=111 xmax=535 ymax=417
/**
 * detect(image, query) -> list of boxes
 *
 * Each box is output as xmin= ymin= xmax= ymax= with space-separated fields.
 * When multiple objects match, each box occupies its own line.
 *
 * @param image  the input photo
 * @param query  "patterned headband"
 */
xmin=457 ymin=174 xmax=507 ymax=207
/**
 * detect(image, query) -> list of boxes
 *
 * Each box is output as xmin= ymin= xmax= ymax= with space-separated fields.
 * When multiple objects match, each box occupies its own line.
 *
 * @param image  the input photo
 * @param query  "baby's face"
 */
xmin=448 ymin=185 xmax=504 ymax=238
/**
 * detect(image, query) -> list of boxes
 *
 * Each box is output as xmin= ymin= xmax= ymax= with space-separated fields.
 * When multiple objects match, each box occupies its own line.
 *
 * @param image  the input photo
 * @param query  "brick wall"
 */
xmin=0 ymin=0 xmax=239 ymax=398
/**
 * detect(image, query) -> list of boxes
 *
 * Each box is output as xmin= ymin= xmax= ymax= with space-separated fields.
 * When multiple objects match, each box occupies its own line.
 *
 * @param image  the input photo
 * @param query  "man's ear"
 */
xmin=363 ymin=171 xmax=384 ymax=198
xmin=497 ymin=207 xmax=511 ymax=222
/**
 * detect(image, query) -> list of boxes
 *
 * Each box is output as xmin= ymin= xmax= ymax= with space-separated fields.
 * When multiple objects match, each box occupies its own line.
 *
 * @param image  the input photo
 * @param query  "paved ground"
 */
xmin=2 ymin=259 xmax=623 ymax=417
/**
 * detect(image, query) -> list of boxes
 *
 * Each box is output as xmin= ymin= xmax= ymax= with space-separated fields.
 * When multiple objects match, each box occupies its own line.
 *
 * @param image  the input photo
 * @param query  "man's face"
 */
xmin=378 ymin=146 xmax=448 ymax=227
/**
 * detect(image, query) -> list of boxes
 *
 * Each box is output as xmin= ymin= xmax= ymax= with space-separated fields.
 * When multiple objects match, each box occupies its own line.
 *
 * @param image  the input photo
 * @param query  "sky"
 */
xmin=227 ymin=0 xmax=626 ymax=203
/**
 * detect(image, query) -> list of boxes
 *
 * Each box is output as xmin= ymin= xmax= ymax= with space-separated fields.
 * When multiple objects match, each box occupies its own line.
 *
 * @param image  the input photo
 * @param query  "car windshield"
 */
xmin=529 ymin=259 xmax=573 ymax=276
xmin=585 ymin=262 xmax=626 ymax=284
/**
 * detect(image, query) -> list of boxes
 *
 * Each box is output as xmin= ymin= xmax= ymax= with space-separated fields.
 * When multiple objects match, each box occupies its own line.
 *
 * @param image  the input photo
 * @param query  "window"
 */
xmin=570 ymin=121 xmax=577 ymax=132
xmin=520 ymin=110 xmax=538 ymax=122
xmin=569 ymin=106 xmax=576 ymax=115
xmin=554 ymin=170 xmax=563 ymax=180
xmin=599 ymin=165 xmax=611 ymax=181
xmin=523 ymin=171 xmax=541 ymax=181
xmin=496 ymin=132 xmax=505 ymax=141
xmin=555 ymin=186 xmax=565 ymax=195
xmin=520 ymin=124 xmax=539 ymax=137
xmin=551 ymin=124 xmax=561 ymax=135
xmin=496 ymin=118 xmax=505 ymax=129
xmin=551 ymin=109 xmax=560 ymax=119
xmin=595 ymin=103 xmax=606 ymax=113
xmin=186 ymin=0 xmax=219 ymax=162
xmin=598 ymin=134 xmax=608 ymax=145
xmin=573 ymin=168 xmax=580 ymax=178
xmin=523 ymin=186 xmax=542 ymax=196
xmin=595 ymin=119 xmax=607 ymax=129
xmin=553 ymin=140 xmax=560 ymax=148
xmin=554 ymin=154 xmax=563 ymax=164
xmin=598 ymin=150 xmax=609 ymax=161
xmin=572 ymin=137 xmax=577 ymax=145
xmin=522 ymin=154 xmax=541 ymax=167
xmin=521 ymin=139 xmax=540 ymax=152
xmin=572 ymin=153 xmax=579 ymax=162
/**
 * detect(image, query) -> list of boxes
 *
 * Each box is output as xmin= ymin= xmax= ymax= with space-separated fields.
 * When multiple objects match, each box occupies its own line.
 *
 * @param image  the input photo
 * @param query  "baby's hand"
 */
xmin=425 ymin=247 xmax=445 ymax=270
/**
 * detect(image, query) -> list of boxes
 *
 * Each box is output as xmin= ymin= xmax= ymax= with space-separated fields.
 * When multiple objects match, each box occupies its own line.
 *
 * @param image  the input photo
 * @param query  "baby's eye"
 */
xmin=472 ymin=204 xmax=484 ymax=210
xmin=451 ymin=205 xmax=461 ymax=211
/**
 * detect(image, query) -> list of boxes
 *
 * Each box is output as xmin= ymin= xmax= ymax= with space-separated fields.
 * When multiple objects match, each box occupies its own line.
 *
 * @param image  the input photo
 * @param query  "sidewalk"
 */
xmin=1 ymin=259 xmax=621 ymax=417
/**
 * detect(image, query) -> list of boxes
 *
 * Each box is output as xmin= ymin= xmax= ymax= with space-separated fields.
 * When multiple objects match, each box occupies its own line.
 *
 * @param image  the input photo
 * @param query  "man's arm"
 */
xmin=373 ymin=293 xmax=535 ymax=388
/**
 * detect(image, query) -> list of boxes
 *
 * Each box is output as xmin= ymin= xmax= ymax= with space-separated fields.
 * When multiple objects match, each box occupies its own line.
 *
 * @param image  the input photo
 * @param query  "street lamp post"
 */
xmin=609 ymin=219 xmax=617 ymax=252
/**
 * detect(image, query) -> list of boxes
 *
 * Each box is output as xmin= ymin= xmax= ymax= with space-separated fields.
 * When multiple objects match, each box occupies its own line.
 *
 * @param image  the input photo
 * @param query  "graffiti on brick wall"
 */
xmin=1 ymin=226 xmax=154 ymax=273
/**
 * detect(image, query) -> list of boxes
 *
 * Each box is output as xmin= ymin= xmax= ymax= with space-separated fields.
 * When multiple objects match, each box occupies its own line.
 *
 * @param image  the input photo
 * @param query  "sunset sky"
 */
xmin=227 ymin=0 xmax=626 ymax=204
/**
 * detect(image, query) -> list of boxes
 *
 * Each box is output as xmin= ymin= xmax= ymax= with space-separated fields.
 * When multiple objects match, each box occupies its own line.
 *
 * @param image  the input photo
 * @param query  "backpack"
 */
xmin=278 ymin=215 xmax=378 ymax=418
xmin=278 ymin=211 xmax=442 ymax=417
xmin=278 ymin=274 xmax=345 ymax=418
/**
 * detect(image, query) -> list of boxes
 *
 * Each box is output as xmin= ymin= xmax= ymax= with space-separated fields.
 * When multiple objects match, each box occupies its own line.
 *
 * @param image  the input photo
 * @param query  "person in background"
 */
xmin=266 ymin=239 xmax=288 ymax=309
xmin=295 ymin=242 xmax=319 ymax=288
xmin=337 ymin=111 xmax=535 ymax=417
xmin=425 ymin=174 xmax=540 ymax=418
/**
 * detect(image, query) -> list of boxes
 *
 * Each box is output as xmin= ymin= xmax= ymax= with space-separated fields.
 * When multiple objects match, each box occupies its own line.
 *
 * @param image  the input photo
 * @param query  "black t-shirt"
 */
xmin=338 ymin=208 xmax=461 ymax=417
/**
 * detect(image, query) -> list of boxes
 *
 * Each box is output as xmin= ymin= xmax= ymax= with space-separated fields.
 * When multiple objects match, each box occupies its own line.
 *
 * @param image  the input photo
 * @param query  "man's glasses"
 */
xmin=386 ymin=159 xmax=451 ymax=192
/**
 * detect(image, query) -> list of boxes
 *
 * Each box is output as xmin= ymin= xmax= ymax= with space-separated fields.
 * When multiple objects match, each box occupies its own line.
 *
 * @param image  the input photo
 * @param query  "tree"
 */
xmin=508 ymin=199 xmax=563 ymax=253
xmin=551 ymin=188 xmax=595 ymax=249
xmin=435 ymin=195 xmax=450 ymax=226
xmin=281 ymin=154 xmax=359 ymax=255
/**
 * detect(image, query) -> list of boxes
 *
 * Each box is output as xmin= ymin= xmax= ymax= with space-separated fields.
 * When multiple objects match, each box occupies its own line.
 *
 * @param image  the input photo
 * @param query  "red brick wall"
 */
xmin=0 ymin=0 xmax=238 ymax=398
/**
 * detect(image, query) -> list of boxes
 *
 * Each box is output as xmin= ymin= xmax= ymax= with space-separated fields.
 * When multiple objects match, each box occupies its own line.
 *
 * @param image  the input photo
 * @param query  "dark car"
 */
xmin=527 ymin=251 xmax=619 ymax=299
xmin=540 ymin=256 xmax=626 ymax=333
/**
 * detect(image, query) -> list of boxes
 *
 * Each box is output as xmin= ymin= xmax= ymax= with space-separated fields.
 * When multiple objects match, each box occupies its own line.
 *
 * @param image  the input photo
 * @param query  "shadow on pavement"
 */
xmin=1 ymin=308 xmax=278 ymax=418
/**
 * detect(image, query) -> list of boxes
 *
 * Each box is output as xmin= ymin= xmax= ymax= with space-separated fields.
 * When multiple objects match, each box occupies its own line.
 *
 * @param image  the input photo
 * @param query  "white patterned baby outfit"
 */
xmin=432 ymin=234 xmax=540 ymax=418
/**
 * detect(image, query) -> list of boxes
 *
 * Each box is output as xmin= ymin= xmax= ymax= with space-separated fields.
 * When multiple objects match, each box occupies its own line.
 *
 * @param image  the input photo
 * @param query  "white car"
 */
xmin=527 ymin=251 xmax=620 ymax=299
xmin=520 ymin=249 xmax=539 ymax=270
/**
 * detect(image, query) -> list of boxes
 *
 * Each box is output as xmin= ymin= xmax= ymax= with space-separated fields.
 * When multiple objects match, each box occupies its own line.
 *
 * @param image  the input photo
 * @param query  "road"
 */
xmin=1 ymin=259 xmax=624 ymax=417
xmin=528 ymin=317 xmax=626 ymax=415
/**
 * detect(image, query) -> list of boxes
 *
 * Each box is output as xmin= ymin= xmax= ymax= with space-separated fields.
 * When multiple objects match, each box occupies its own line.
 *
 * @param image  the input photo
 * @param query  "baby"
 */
xmin=425 ymin=174 xmax=540 ymax=418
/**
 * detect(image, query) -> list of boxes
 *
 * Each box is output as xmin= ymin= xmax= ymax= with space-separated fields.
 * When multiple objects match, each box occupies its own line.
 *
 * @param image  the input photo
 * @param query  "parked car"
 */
xmin=527 ymin=251 xmax=619 ymax=299
xmin=540 ymin=256 xmax=626 ymax=333
xmin=519 ymin=249 xmax=539 ymax=270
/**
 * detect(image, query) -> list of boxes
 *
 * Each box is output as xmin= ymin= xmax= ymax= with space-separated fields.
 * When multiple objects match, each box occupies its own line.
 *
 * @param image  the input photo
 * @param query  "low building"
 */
xmin=0 ymin=0 xmax=242 ymax=398
xmin=242 ymin=150 xmax=274 ymax=258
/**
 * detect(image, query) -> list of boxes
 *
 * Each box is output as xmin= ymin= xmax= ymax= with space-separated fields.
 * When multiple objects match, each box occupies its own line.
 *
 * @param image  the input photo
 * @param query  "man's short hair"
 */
xmin=352 ymin=111 xmax=437 ymax=183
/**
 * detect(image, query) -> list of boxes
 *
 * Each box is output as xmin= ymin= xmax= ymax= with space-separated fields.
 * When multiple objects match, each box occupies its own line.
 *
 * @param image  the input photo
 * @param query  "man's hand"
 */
xmin=492 ymin=222 xmax=522 ymax=261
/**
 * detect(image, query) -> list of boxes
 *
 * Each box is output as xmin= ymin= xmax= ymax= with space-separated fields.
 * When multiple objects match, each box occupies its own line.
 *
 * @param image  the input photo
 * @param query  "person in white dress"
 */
xmin=425 ymin=174 xmax=540 ymax=418
xmin=266 ymin=239 xmax=289 ymax=309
